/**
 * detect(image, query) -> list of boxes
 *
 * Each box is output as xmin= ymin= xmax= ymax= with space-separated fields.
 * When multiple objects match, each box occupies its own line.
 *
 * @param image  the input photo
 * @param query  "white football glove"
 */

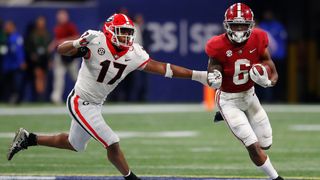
xmin=73 ymin=31 xmax=98 ymax=48
xmin=207 ymin=70 xmax=222 ymax=89
xmin=249 ymin=64 xmax=272 ymax=88
xmin=192 ymin=70 xmax=209 ymax=86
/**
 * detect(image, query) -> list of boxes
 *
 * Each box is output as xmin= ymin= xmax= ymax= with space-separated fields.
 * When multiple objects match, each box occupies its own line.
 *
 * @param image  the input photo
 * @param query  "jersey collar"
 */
xmin=106 ymin=38 xmax=129 ymax=60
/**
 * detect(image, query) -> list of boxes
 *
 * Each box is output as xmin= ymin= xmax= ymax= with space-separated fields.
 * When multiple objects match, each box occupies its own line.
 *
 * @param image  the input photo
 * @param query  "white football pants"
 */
xmin=215 ymin=87 xmax=272 ymax=148
xmin=66 ymin=90 xmax=119 ymax=152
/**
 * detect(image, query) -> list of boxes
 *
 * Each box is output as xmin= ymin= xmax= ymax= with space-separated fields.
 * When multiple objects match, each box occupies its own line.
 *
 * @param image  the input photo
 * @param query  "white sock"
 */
xmin=257 ymin=156 xmax=279 ymax=179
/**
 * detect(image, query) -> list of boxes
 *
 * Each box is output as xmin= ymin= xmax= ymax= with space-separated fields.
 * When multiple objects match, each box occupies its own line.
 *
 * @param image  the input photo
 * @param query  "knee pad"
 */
xmin=259 ymin=135 xmax=272 ymax=149
xmin=232 ymin=123 xmax=258 ymax=147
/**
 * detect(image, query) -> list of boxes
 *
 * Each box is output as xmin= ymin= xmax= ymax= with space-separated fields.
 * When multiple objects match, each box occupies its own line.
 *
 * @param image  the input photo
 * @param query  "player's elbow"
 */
xmin=56 ymin=44 xmax=65 ymax=55
xmin=57 ymin=43 xmax=76 ymax=56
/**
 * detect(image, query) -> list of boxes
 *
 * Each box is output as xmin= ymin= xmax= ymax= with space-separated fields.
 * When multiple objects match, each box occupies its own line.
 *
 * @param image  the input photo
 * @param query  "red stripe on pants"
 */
xmin=74 ymin=95 xmax=109 ymax=147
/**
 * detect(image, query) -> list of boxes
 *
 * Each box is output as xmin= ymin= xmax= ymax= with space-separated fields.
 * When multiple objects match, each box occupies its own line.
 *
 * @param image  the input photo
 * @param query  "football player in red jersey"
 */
xmin=206 ymin=3 xmax=283 ymax=180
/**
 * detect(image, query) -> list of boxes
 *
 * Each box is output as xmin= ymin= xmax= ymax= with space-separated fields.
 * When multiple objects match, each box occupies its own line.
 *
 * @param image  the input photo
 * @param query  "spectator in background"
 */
xmin=49 ymin=9 xmax=79 ymax=104
xmin=257 ymin=10 xmax=288 ymax=102
xmin=0 ymin=19 xmax=6 ymax=101
xmin=130 ymin=14 xmax=148 ymax=101
xmin=2 ymin=20 xmax=26 ymax=104
xmin=25 ymin=16 xmax=51 ymax=101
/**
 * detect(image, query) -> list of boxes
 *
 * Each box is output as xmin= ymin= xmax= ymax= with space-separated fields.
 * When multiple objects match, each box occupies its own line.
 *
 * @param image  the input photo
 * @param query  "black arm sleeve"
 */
xmin=71 ymin=47 xmax=89 ymax=58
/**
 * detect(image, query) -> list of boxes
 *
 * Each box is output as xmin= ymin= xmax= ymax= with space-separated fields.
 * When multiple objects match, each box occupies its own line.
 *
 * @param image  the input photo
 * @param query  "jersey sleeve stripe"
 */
xmin=73 ymin=95 xmax=109 ymax=148
xmin=138 ymin=58 xmax=151 ymax=69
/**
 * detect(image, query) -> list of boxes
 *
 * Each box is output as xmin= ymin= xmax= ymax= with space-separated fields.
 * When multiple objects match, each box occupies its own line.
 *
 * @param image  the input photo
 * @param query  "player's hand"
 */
xmin=73 ymin=31 xmax=98 ymax=48
xmin=207 ymin=70 xmax=222 ymax=89
xmin=249 ymin=64 xmax=272 ymax=88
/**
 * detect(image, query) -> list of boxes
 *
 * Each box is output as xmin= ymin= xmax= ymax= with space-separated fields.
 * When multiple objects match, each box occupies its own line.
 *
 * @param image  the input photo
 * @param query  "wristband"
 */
xmin=164 ymin=63 xmax=173 ymax=78
xmin=72 ymin=39 xmax=81 ymax=48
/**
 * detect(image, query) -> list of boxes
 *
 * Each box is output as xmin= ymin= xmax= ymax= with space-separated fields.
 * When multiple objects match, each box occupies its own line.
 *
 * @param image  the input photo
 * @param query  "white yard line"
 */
xmin=0 ymin=104 xmax=207 ymax=116
xmin=289 ymin=124 xmax=320 ymax=131
xmin=0 ymin=104 xmax=319 ymax=116
xmin=0 ymin=176 xmax=55 ymax=180
xmin=0 ymin=131 xmax=198 ymax=139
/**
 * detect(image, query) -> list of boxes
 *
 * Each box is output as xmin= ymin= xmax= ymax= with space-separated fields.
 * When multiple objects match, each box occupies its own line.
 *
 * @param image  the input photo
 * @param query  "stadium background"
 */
xmin=1 ymin=1 xmax=320 ymax=180
xmin=0 ymin=0 xmax=319 ymax=103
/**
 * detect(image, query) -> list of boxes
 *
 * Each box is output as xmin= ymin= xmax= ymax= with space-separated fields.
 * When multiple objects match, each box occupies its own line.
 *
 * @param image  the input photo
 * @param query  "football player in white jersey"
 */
xmin=7 ymin=13 xmax=208 ymax=180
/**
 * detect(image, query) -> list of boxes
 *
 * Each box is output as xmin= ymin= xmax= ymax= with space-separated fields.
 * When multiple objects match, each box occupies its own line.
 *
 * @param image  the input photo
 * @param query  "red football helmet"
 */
xmin=223 ymin=3 xmax=255 ymax=43
xmin=103 ymin=13 xmax=136 ymax=49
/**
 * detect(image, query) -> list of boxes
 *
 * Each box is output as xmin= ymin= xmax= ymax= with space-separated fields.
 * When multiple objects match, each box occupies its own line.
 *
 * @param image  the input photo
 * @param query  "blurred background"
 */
xmin=0 ymin=0 xmax=319 ymax=104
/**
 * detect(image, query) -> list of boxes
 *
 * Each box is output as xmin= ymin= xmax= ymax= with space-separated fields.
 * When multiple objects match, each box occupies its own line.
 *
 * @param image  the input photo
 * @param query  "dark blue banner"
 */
xmin=0 ymin=0 xmax=241 ymax=102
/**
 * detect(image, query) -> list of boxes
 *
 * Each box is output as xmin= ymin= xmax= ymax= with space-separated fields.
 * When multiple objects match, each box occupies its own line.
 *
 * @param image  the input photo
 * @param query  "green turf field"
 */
xmin=0 ymin=104 xmax=319 ymax=179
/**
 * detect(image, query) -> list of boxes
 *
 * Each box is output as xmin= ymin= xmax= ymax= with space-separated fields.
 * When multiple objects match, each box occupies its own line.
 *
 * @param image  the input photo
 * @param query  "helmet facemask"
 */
xmin=108 ymin=25 xmax=136 ymax=48
xmin=103 ymin=13 xmax=136 ymax=49
xmin=224 ymin=18 xmax=254 ymax=43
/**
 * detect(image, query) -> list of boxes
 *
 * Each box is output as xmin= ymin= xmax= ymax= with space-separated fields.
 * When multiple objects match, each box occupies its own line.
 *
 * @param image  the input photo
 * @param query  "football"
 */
xmin=251 ymin=64 xmax=271 ymax=79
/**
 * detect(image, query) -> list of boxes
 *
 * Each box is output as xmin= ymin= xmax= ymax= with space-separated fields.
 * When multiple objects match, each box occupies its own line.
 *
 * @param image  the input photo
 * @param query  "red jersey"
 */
xmin=205 ymin=28 xmax=268 ymax=93
xmin=54 ymin=22 xmax=78 ymax=41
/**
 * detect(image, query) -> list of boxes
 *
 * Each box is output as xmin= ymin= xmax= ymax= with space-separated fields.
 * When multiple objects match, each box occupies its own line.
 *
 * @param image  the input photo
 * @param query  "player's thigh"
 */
xmin=67 ymin=92 xmax=119 ymax=148
xmin=68 ymin=119 xmax=91 ymax=152
xmin=217 ymin=98 xmax=258 ymax=146
xmin=247 ymin=94 xmax=272 ymax=148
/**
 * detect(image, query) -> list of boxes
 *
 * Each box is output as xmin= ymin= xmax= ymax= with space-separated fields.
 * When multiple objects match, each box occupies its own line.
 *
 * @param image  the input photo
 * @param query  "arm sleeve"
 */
xmin=205 ymin=38 xmax=218 ymax=58
xmin=134 ymin=44 xmax=150 ymax=70
xmin=71 ymin=47 xmax=90 ymax=58
xmin=259 ymin=30 xmax=269 ymax=57
xmin=262 ymin=31 xmax=269 ymax=49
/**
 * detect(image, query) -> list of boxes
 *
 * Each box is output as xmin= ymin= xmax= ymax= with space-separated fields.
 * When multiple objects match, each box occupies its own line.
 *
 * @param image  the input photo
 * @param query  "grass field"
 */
xmin=0 ymin=104 xmax=319 ymax=180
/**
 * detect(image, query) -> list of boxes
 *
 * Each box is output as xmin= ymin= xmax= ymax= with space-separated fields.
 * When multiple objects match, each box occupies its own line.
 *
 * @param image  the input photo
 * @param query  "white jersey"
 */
xmin=74 ymin=30 xmax=150 ymax=104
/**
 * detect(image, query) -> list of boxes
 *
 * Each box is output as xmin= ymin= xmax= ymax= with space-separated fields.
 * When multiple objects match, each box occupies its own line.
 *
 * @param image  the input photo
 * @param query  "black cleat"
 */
xmin=273 ymin=176 xmax=284 ymax=180
xmin=213 ymin=111 xmax=224 ymax=123
xmin=7 ymin=128 xmax=30 ymax=161
xmin=124 ymin=171 xmax=141 ymax=180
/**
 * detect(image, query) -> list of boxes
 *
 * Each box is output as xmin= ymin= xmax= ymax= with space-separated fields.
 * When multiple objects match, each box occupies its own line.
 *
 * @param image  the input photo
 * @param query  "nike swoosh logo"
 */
xmin=249 ymin=48 xmax=257 ymax=53
xmin=125 ymin=59 xmax=131 ymax=62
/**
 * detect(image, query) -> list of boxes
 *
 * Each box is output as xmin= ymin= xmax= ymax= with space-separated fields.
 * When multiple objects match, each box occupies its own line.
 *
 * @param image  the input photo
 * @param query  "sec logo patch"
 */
xmin=98 ymin=48 xmax=105 ymax=55
xmin=226 ymin=50 xmax=232 ymax=57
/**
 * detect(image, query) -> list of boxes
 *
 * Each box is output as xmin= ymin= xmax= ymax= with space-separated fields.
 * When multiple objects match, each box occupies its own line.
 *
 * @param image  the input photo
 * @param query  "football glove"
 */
xmin=249 ymin=64 xmax=272 ymax=88
xmin=73 ymin=31 xmax=98 ymax=48
xmin=207 ymin=70 xmax=222 ymax=89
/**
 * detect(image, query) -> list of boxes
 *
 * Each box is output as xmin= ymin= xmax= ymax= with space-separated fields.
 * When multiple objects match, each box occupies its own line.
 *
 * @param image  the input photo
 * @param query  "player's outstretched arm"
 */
xmin=143 ymin=59 xmax=208 ymax=86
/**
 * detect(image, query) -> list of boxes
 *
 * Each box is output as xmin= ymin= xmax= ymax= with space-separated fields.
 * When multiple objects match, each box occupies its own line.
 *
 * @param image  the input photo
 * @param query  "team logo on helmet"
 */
xmin=106 ymin=15 xmax=114 ymax=22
